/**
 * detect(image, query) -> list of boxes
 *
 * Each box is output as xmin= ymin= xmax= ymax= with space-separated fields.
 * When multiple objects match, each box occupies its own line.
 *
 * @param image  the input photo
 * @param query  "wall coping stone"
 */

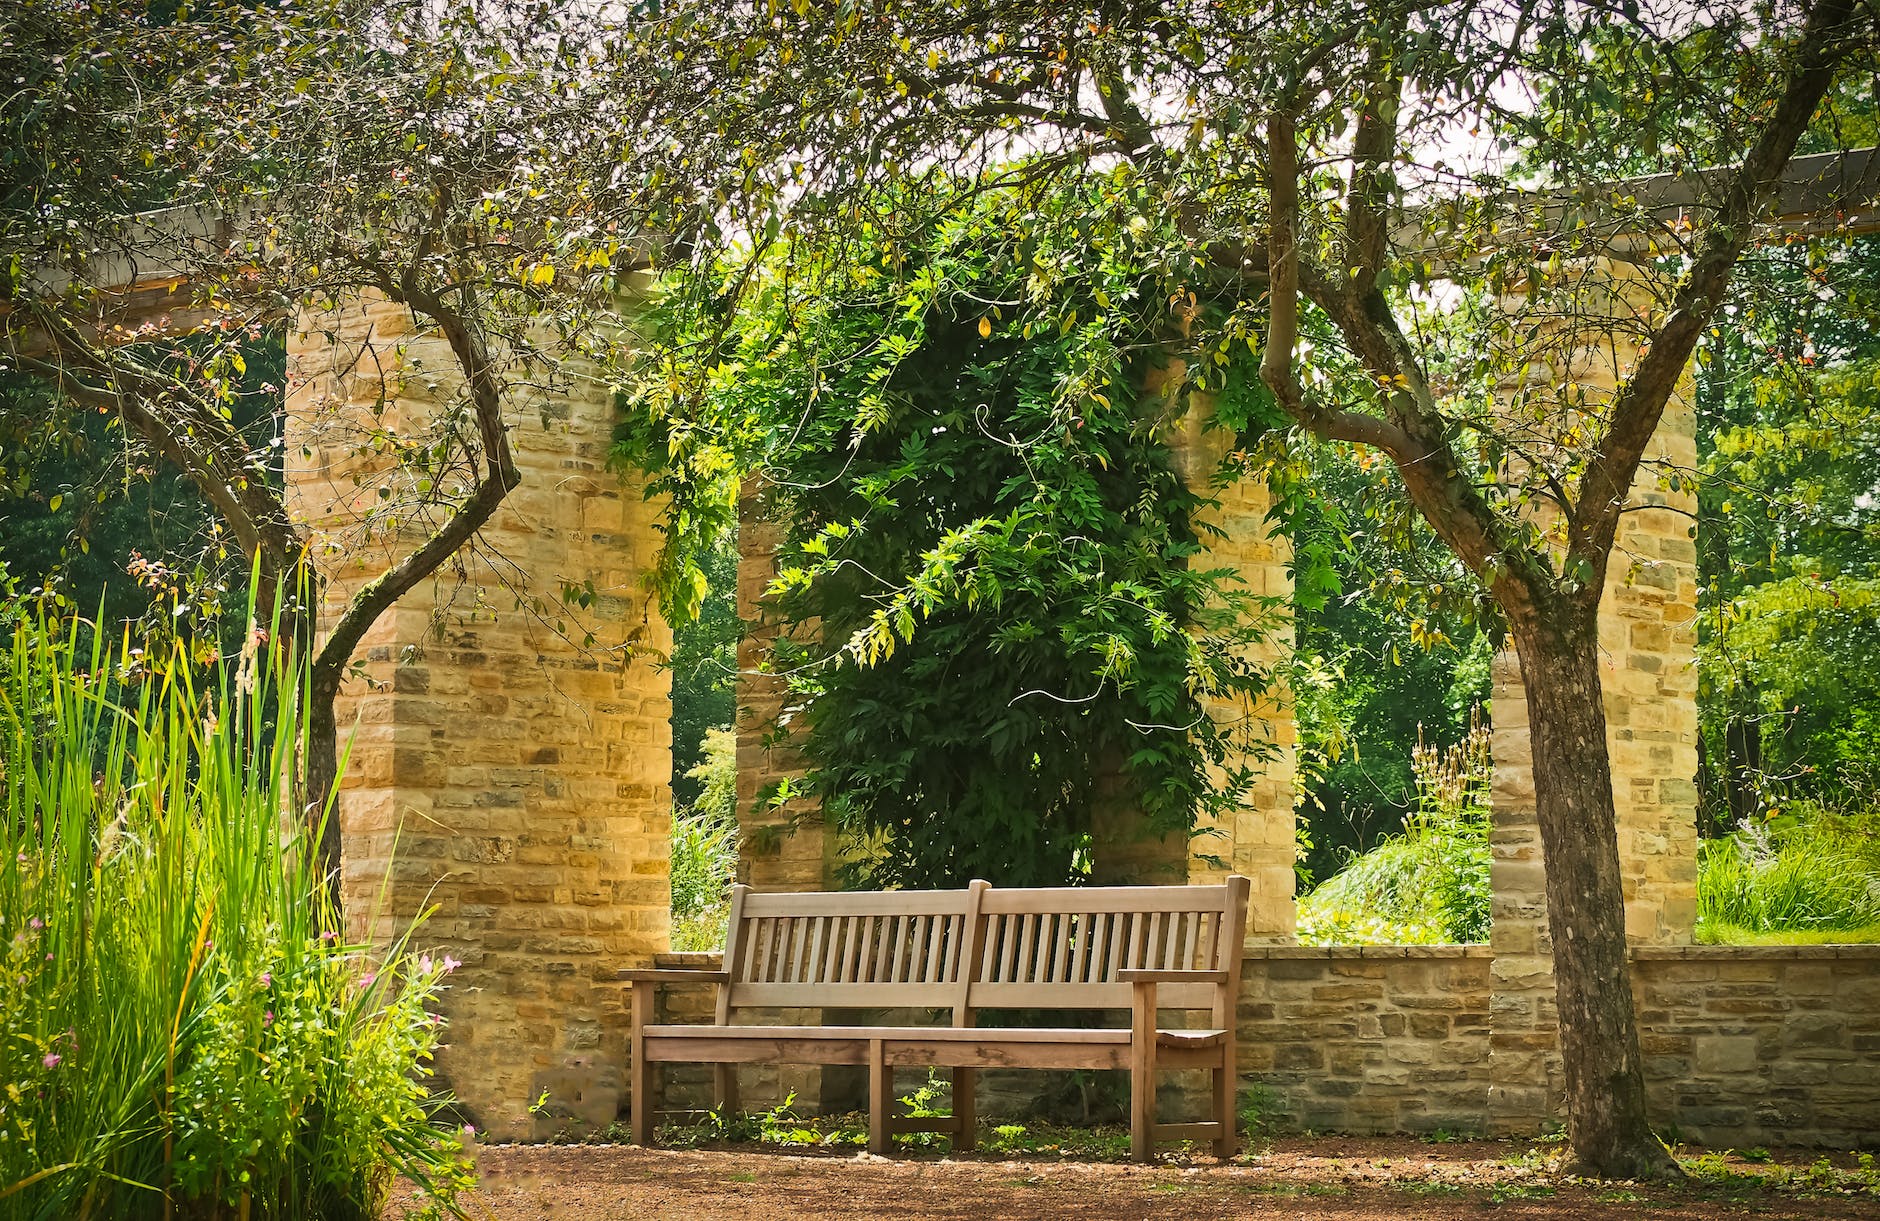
xmin=1630 ymin=943 xmax=1880 ymax=961
xmin=1244 ymin=944 xmax=1491 ymax=961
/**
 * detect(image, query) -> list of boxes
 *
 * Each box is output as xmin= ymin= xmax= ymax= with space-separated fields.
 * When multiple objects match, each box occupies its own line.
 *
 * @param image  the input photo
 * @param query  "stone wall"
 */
xmin=285 ymin=293 xmax=673 ymax=1139
xmin=1634 ymin=946 xmax=1880 ymax=1149
xmin=1239 ymin=947 xmax=1495 ymax=1134
xmin=638 ymin=944 xmax=1880 ymax=1148
xmin=1242 ymin=945 xmax=1880 ymax=1147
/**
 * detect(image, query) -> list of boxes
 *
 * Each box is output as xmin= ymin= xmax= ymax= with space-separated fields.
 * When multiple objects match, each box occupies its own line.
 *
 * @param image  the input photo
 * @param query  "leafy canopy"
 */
xmin=625 ymin=177 xmax=1288 ymax=886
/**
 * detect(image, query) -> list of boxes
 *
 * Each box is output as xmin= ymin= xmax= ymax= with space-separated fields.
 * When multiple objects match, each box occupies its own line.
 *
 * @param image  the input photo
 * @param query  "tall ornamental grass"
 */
xmin=0 ymin=614 xmax=471 ymax=1220
xmin=1697 ymin=810 xmax=1880 ymax=943
xmin=670 ymin=727 xmax=737 ymax=952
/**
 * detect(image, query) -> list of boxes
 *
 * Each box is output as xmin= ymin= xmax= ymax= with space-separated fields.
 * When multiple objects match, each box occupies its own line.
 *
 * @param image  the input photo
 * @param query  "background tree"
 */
xmin=1290 ymin=439 xmax=1494 ymax=883
xmin=649 ymin=0 xmax=1877 ymax=1176
xmin=1696 ymin=233 xmax=1880 ymax=825
xmin=0 ymin=0 xmax=728 ymax=884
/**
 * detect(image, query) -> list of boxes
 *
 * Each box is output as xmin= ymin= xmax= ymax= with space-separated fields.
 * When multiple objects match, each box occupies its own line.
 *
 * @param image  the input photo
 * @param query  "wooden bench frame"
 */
xmin=623 ymin=875 xmax=1250 ymax=1161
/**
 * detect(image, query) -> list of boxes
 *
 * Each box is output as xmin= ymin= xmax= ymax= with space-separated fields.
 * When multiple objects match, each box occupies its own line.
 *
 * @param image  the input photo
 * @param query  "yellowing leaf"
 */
xmin=978 ymin=316 xmax=992 ymax=338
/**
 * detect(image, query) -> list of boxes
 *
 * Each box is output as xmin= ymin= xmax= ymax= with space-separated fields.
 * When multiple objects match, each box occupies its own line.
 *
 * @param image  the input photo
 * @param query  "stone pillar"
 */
xmin=1487 ymin=647 xmax=1564 ymax=1131
xmin=1164 ymin=391 xmax=1298 ymax=942
xmin=733 ymin=481 xmax=835 ymax=893
xmin=1485 ymin=260 xmax=1701 ymax=1133
xmin=730 ymin=481 xmax=842 ymax=1112
xmin=285 ymin=293 xmax=672 ymax=1139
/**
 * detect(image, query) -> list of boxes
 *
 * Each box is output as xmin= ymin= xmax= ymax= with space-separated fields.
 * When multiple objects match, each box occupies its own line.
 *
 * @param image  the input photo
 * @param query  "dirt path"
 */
xmin=411 ymin=1138 xmax=1880 ymax=1220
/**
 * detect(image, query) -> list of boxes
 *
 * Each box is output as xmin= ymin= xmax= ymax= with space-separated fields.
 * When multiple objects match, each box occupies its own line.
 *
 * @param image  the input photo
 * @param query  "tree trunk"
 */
xmin=1509 ymin=609 xmax=1680 ymax=1180
xmin=306 ymin=666 xmax=344 ymax=899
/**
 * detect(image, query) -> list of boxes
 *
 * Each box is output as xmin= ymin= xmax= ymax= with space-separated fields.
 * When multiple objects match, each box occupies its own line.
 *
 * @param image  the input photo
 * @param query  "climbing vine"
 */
xmin=621 ymin=176 xmax=1291 ymax=886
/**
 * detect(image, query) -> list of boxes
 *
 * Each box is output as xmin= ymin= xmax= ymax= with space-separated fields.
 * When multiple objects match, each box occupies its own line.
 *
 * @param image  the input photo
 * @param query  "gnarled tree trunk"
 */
xmin=1508 ymin=607 xmax=1678 ymax=1180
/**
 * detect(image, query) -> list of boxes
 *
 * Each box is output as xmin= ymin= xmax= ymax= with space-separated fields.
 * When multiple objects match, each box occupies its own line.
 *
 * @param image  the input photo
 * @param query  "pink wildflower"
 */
xmin=442 ymin=955 xmax=461 ymax=974
xmin=42 ymin=1053 xmax=60 ymax=1069
xmin=257 ymin=972 xmax=271 ymax=988
xmin=263 ymin=1011 xmax=274 ymax=1028
xmin=28 ymin=918 xmax=43 ymax=930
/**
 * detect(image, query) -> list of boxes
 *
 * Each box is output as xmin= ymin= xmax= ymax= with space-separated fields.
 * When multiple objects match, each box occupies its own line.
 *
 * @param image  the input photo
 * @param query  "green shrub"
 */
xmin=0 ymin=613 xmax=472 ymax=1219
xmin=1697 ymin=809 xmax=1880 ymax=941
xmin=1297 ymin=714 xmax=1492 ymax=945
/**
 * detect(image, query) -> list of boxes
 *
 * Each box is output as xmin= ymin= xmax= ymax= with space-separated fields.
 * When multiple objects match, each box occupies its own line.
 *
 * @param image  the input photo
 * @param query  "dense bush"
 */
xmin=1297 ymin=716 xmax=1492 ymax=945
xmin=0 ymin=614 xmax=471 ymax=1219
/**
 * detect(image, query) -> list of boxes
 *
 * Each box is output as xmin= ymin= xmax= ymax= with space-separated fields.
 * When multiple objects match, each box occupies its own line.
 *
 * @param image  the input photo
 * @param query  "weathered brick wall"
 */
xmin=1237 ymin=945 xmax=1880 ymax=1148
xmin=1634 ymin=946 xmax=1880 ymax=1148
xmin=286 ymin=293 xmax=672 ymax=1139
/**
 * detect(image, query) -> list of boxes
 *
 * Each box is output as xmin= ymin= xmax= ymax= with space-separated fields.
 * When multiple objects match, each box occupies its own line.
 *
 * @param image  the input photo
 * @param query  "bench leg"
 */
xmin=868 ymin=1039 xmax=892 ymax=1156
xmin=1130 ymin=988 xmax=1157 ymax=1163
xmin=952 ymin=1068 xmax=976 ymax=1152
xmin=714 ymin=1063 xmax=739 ymax=1120
xmin=630 ymin=980 xmax=654 ymax=1146
xmin=1213 ymin=1061 xmax=1237 ymax=1159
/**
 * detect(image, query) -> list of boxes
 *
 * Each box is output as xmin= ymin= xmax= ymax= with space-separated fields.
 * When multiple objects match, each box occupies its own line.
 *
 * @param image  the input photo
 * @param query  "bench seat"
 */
xmin=643 ymin=1024 xmax=1226 ymax=1047
xmin=640 ymin=1024 xmax=1229 ymax=1072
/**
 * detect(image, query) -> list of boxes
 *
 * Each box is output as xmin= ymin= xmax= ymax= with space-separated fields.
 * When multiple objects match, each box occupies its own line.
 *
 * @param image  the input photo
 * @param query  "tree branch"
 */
xmin=1571 ymin=0 xmax=1861 ymax=594
xmin=310 ymin=281 xmax=522 ymax=698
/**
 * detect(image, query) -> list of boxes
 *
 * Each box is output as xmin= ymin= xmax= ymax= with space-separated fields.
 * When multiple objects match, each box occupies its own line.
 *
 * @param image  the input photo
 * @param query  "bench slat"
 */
xmin=980 ymin=885 xmax=1236 ymax=913
xmin=727 ymin=981 xmax=960 ymax=1007
xmin=743 ymin=889 xmax=974 ymax=917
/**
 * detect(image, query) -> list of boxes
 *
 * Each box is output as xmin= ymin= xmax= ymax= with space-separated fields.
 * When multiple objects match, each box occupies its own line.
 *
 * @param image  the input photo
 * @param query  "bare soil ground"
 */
xmin=407 ymin=1137 xmax=1880 ymax=1220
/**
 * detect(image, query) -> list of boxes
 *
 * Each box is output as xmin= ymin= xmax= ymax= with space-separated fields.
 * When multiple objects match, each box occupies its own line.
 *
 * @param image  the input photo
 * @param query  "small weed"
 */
xmin=1422 ymin=1127 xmax=1475 ymax=1144
xmin=726 ymin=1171 xmax=756 ymax=1184
xmin=1404 ymin=1181 xmax=1464 ymax=1196
xmin=984 ymin=1124 xmax=1030 ymax=1155
xmin=1497 ymin=1146 xmax=1554 ymax=1172
xmin=1244 ymin=1183 xmax=1346 ymax=1197
xmin=1595 ymin=1189 xmax=1646 ymax=1204
xmin=1488 ymin=1184 xmax=1556 ymax=1205
xmin=1237 ymin=1083 xmax=1280 ymax=1136
xmin=1741 ymin=1146 xmax=1773 ymax=1163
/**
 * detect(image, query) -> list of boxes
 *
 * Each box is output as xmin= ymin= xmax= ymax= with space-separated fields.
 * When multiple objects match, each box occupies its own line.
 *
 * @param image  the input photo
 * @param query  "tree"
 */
xmin=0 ymin=0 xmax=727 ymax=885
xmin=650 ymin=0 xmax=1877 ymax=1175
xmin=1695 ymin=233 xmax=1880 ymax=824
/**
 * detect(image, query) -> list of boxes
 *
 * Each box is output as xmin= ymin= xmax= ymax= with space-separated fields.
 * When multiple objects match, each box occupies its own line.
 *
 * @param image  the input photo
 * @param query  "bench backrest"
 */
xmin=717 ymin=876 xmax=1250 ymax=1024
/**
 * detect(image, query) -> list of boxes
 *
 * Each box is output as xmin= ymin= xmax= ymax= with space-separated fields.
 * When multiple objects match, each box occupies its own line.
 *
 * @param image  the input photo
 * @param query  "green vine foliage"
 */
xmin=623 ymin=178 xmax=1289 ymax=887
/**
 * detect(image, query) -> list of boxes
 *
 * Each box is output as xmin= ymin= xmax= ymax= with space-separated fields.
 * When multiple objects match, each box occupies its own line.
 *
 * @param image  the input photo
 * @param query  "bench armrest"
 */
xmin=617 ymin=969 xmax=731 ymax=984
xmin=1118 ymin=969 xmax=1229 ymax=985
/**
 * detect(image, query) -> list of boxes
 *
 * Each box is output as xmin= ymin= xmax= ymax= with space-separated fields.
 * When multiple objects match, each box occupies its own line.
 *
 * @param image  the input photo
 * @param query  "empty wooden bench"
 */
xmin=622 ymin=875 xmax=1250 ymax=1161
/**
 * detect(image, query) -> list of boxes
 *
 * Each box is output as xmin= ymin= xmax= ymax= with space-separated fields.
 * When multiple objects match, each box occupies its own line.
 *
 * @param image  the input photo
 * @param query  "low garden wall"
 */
xmin=1237 ymin=946 xmax=1493 ymax=1135
xmin=642 ymin=944 xmax=1880 ymax=1148
xmin=1633 ymin=945 xmax=1880 ymax=1148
